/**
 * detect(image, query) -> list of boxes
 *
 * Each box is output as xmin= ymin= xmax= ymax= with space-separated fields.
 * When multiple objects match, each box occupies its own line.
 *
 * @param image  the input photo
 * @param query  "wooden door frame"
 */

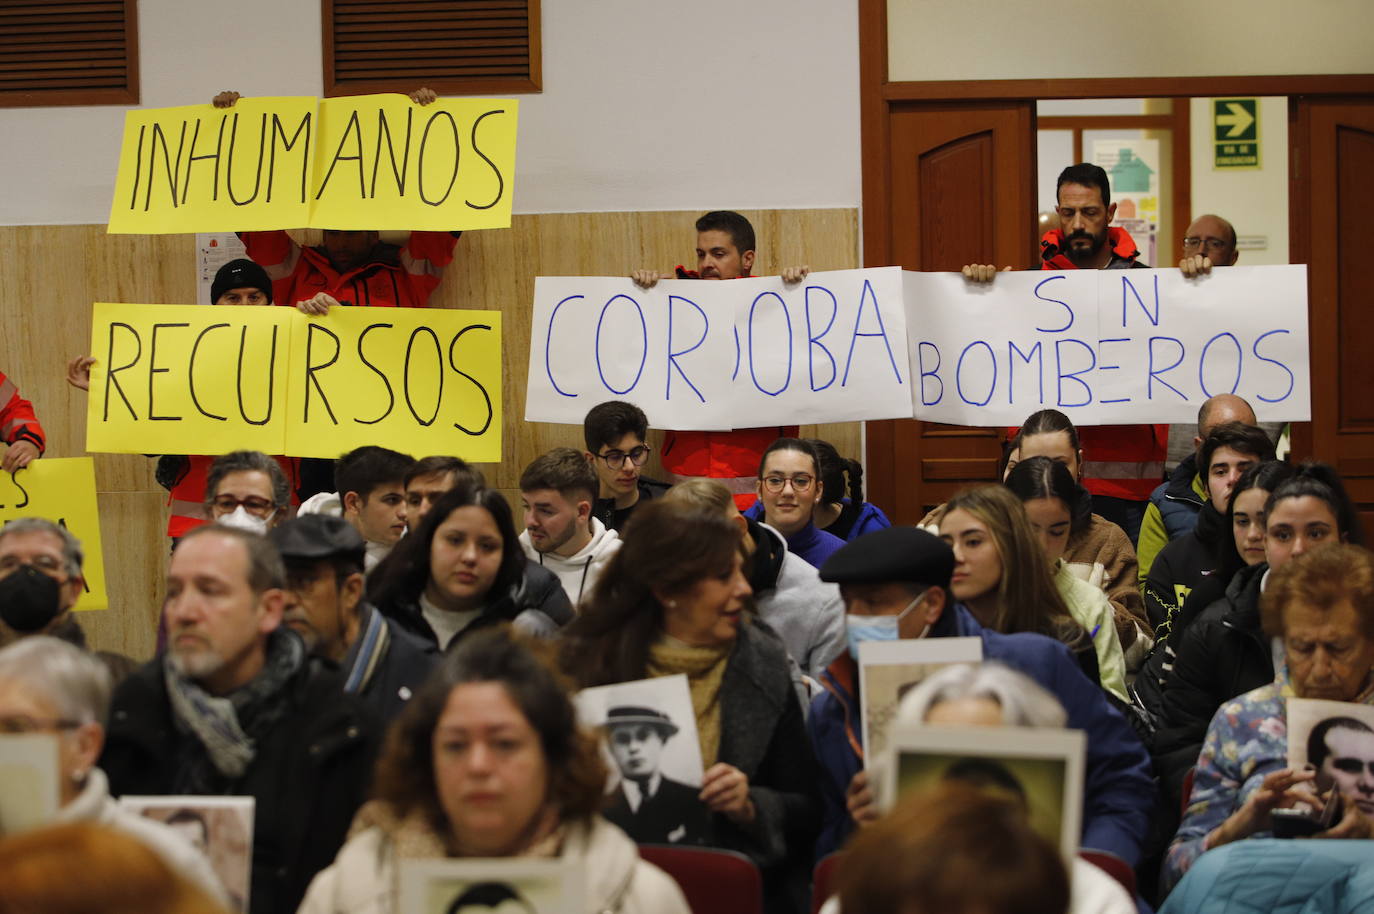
xmin=859 ymin=0 xmax=1374 ymax=511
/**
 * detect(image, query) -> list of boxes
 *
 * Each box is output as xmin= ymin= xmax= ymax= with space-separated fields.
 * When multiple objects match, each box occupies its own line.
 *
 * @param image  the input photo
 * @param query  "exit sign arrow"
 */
xmin=1217 ymin=101 xmax=1255 ymax=138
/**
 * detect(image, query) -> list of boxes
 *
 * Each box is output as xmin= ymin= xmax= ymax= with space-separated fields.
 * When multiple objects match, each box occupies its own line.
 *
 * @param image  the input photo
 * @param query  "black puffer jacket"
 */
xmin=1151 ymin=561 xmax=1273 ymax=808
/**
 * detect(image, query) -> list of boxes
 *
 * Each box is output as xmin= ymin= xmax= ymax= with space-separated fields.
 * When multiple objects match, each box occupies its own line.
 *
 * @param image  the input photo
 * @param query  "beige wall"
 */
xmin=889 ymin=0 xmax=1374 ymax=82
xmin=0 ymin=209 xmax=859 ymax=660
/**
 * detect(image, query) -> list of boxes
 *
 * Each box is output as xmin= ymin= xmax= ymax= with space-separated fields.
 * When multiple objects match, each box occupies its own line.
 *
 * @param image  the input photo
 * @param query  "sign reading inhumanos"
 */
xmin=108 ymin=95 xmax=518 ymax=234
xmin=526 ymin=265 xmax=1309 ymax=428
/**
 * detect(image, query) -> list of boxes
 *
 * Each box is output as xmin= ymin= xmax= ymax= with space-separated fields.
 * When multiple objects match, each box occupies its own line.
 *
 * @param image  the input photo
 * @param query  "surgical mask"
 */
xmin=845 ymin=593 xmax=929 ymax=657
xmin=218 ymin=506 xmax=270 ymax=535
xmin=0 ymin=564 xmax=63 ymax=633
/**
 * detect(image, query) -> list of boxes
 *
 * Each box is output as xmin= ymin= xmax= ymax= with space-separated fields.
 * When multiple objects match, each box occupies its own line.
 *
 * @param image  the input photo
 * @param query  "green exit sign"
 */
xmin=1214 ymin=98 xmax=1259 ymax=169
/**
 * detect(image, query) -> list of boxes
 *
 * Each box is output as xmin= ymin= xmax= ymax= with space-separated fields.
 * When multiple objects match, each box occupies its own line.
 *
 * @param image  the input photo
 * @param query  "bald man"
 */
xmin=1178 ymin=214 xmax=1238 ymax=277
xmin=1137 ymin=394 xmax=1263 ymax=584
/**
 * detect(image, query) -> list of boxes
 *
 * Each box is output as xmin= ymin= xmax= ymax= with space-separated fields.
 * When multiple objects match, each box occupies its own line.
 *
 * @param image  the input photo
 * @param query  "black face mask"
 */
xmin=0 ymin=565 xmax=62 ymax=633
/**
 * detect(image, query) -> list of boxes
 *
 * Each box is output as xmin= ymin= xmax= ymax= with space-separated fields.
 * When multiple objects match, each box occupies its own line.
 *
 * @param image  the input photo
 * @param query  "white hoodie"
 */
xmin=519 ymin=517 xmax=621 ymax=609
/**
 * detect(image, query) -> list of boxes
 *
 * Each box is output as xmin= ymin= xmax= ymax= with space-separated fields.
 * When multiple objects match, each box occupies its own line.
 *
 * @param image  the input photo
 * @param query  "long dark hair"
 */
xmin=1003 ymin=455 xmax=1090 ymax=536
xmin=368 ymin=482 xmax=526 ymax=609
xmin=1215 ymin=460 xmax=1296 ymax=577
xmin=808 ymin=437 xmax=864 ymax=507
xmin=1265 ymin=461 xmax=1365 ymax=546
xmin=559 ymin=500 xmax=744 ymax=688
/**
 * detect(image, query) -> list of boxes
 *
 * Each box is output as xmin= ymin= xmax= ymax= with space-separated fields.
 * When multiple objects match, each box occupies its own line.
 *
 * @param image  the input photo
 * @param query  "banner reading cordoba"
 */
xmin=527 ymin=268 xmax=913 ymax=429
xmin=108 ymin=94 xmax=517 ymax=234
xmin=525 ymin=265 xmax=1310 ymax=428
xmin=0 ymin=458 xmax=108 ymax=612
xmin=85 ymin=303 xmax=501 ymax=462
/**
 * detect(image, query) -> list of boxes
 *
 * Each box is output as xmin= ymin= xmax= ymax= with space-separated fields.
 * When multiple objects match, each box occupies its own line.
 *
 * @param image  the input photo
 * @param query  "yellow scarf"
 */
xmin=647 ymin=635 xmax=731 ymax=767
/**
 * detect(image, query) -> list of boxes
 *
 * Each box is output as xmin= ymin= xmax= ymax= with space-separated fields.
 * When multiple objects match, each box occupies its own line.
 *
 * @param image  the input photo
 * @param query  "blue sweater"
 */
xmin=807 ymin=604 xmax=1156 ymax=864
xmin=742 ymin=506 xmax=849 ymax=566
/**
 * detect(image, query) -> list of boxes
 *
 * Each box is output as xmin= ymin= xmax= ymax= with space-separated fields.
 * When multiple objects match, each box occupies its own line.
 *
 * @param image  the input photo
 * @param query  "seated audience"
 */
xmin=560 ymin=500 xmax=819 ymax=914
xmin=749 ymin=438 xmax=844 ymax=570
xmin=269 ymin=515 xmax=436 ymax=721
xmin=369 ymin=484 xmax=571 ymax=651
xmin=519 ymin=447 xmax=622 ymax=608
xmin=927 ymin=409 xmax=1148 ymax=656
xmin=1163 ymin=543 xmax=1374 ymax=892
xmin=1005 ymin=458 xmax=1128 ymax=701
xmin=583 ymin=400 xmax=670 ymax=533
xmin=663 ymin=478 xmax=845 ymax=685
xmin=0 ymin=517 xmax=133 ymax=681
xmin=0 ymin=637 xmax=226 ymax=903
xmin=0 ymin=822 xmax=231 ymax=914
xmin=299 ymin=446 xmax=415 ymax=571
xmin=1138 ymin=394 xmax=1259 ymax=584
xmin=1152 ymin=462 xmax=1362 ymax=808
xmin=1143 ymin=422 xmax=1273 ymax=631
xmin=403 ymin=455 xmax=484 ymax=530
xmin=100 ymin=524 xmax=379 ymax=914
xmin=298 ymin=628 xmax=689 ymax=914
xmin=874 ymin=662 xmax=1136 ymax=913
xmin=939 ymin=484 xmax=1102 ymax=685
xmin=809 ymin=526 xmax=1153 ymax=864
xmin=784 ymin=438 xmax=890 ymax=541
xmin=834 ymin=784 xmax=1070 ymax=914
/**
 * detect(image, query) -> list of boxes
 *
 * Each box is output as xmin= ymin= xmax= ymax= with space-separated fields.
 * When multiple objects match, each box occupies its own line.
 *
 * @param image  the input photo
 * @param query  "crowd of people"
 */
xmin=0 ymin=159 xmax=1369 ymax=914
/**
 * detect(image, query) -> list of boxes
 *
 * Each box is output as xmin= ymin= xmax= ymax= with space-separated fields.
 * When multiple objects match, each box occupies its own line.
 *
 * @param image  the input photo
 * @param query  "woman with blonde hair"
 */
xmin=940 ymin=484 xmax=1100 ymax=685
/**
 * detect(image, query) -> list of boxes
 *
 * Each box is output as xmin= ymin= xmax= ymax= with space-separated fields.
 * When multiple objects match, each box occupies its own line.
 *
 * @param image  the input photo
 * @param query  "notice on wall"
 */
xmin=84 ymin=304 xmax=501 ymax=462
xmin=527 ymin=268 xmax=913 ymax=429
xmin=526 ymin=266 xmax=1309 ymax=429
xmin=108 ymin=95 xmax=517 ymax=234
xmin=0 ymin=458 xmax=109 ymax=611
xmin=1214 ymin=98 xmax=1260 ymax=169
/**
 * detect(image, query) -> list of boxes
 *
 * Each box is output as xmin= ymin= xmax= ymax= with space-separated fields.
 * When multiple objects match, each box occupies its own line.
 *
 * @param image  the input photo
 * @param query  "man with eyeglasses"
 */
xmin=583 ymin=401 xmax=671 ymax=533
xmin=1178 ymin=214 xmax=1239 ymax=277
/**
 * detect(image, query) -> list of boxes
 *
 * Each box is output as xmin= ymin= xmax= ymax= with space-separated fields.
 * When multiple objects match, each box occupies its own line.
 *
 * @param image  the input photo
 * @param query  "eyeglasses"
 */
xmin=762 ymin=474 xmax=815 ymax=494
xmin=1182 ymin=236 xmax=1231 ymax=252
xmin=211 ymin=494 xmax=276 ymax=517
xmin=0 ymin=715 xmax=81 ymax=734
xmin=0 ymin=554 xmax=64 ymax=577
xmin=596 ymin=445 xmax=651 ymax=469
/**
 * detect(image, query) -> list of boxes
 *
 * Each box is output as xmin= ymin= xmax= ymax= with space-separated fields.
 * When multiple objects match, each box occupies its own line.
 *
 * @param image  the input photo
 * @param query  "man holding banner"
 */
xmin=212 ymin=89 xmax=462 ymax=313
xmin=0 ymin=368 xmax=45 ymax=473
xmin=966 ymin=164 xmax=1164 ymax=543
xmin=631 ymin=211 xmax=808 ymax=508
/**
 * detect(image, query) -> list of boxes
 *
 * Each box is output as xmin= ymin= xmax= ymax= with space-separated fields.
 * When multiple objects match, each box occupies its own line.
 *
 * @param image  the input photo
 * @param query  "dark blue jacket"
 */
xmin=807 ymin=604 xmax=1155 ymax=864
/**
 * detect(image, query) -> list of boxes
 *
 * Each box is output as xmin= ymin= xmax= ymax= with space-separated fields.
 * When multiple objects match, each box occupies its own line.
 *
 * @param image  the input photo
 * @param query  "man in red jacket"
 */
xmin=0 ymin=370 xmax=44 ymax=472
xmin=213 ymin=88 xmax=460 ymax=314
xmin=965 ymin=164 xmax=1163 ymax=543
xmin=631 ymin=210 xmax=808 ymax=509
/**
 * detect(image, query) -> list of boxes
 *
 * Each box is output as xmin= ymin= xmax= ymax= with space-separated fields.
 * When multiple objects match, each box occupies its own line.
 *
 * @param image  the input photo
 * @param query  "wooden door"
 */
xmin=866 ymin=101 xmax=1037 ymax=523
xmin=1289 ymin=96 xmax=1374 ymax=540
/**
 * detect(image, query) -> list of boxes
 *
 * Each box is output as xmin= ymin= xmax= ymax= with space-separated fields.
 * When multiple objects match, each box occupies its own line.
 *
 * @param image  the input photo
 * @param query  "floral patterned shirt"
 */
xmin=1163 ymin=669 xmax=1374 ymax=891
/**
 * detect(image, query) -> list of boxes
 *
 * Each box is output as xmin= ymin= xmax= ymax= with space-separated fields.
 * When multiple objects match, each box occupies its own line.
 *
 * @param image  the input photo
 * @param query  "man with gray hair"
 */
xmin=100 ymin=524 xmax=379 ymax=914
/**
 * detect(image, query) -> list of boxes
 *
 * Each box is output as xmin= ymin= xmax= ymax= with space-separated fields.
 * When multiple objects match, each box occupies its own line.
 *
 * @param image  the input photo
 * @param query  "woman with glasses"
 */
xmin=0 ymin=636 xmax=227 ymax=904
xmin=748 ymin=438 xmax=844 ymax=570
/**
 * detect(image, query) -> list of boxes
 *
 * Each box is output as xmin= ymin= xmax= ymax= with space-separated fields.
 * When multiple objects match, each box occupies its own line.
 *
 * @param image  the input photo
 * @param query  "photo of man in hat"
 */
xmin=602 ymin=705 xmax=709 ymax=845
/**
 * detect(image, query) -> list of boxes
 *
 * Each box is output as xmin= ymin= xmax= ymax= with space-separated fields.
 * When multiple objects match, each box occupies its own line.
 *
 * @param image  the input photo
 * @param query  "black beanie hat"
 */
xmin=211 ymin=258 xmax=274 ymax=304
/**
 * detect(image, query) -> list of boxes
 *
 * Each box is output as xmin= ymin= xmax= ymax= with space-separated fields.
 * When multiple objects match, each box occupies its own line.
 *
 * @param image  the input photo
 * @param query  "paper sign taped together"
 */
xmin=527 ymin=265 xmax=1310 ymax=428
xmin=0 ymin=458 xmax=109 ymax=611
xmin=108 ymin=95 xmax=517 ymax=234
xmin=85 ymin=303 xmax=501 ymax=463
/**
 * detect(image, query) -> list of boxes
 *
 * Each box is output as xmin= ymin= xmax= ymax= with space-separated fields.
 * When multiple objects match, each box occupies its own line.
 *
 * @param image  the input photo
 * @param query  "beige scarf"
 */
xmin=647 ymin=635 xmax=731 ymax=767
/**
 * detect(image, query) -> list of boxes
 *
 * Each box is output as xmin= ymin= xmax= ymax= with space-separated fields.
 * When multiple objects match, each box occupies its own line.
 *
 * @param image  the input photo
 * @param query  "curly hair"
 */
xmin=370 ymin=626 xmax=607 ymax=832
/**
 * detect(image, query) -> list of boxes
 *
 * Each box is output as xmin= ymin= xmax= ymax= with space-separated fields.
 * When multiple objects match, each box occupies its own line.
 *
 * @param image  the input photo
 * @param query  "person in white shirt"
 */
xmin=518 ymin=447 xmax=621 ymax=609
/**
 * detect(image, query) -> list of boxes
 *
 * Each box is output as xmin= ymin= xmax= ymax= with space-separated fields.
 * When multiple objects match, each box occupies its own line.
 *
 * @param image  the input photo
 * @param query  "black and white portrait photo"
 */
xmin=120 ymin=795 xmax=254 ymax=912
xmin=1287 ymin=698 xmax=1374 ymax=816
xmin=574 ymin=675 xmax=708 ymax=845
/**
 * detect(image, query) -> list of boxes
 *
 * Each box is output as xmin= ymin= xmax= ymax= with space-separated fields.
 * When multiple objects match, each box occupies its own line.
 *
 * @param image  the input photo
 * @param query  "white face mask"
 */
xmin=218 ymin=505 xmax=271 ymax=535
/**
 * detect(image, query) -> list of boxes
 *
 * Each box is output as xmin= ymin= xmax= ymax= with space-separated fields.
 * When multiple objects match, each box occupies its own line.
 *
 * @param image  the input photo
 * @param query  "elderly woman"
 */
xmin=299 ymin=627 xmax=688 ymax=914
xmin=0 ymin=637 xmax=225 ymax=903
xmin=560 ymin=500 xmax=820 ymax=914
xmin=1163 ymin=543 xmax=1374 ymax=892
